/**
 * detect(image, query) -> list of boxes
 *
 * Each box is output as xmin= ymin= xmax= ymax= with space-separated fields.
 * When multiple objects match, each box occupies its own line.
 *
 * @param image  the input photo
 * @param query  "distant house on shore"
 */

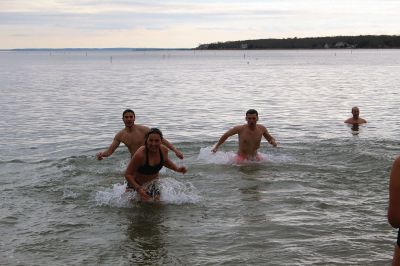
xmin=334 ymin=42 xmax=356 ymax=48
xmin=334 ymin=42 xmax=346 ymax=48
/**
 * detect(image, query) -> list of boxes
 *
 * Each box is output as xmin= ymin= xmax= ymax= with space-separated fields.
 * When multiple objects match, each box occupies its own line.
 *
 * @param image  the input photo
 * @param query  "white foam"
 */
xmin=62 ymin=189 xmax=79 ymax=199
xmin=198 ymin=146 xmax=237 ymax=164
xmin=198 ymin=146 xmax=294 ymax=165
xmin=95 ymin=178 xmax=201 ymax=207
xmin=95 ymin=183 xmax=136 ymax=208
xmin=198 ymin=146 xmax=269 ymax=165
xmin=158 ymin=177 xmax=202 ymax=204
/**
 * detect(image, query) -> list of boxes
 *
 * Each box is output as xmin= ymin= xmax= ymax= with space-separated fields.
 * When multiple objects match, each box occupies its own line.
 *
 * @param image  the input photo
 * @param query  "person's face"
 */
xmin=146 ymin=133 xmax=162 ymax=151
xmin=246 ymin=113 xmax=258 ymax=126
xmin=123 ymin=112 xmax=135 ymax=127
xmin=352 ymin=108 xmax=359 ymax=119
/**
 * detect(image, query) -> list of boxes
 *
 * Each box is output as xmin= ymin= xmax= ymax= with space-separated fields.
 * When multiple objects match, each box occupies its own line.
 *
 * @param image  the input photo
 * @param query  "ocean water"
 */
xmin=1 ymin=49 xmax=399 ymax=265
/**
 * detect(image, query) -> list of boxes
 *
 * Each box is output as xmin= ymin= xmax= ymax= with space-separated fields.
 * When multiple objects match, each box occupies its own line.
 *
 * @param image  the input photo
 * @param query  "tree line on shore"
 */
xmin=195 ymin=35 xmax=400 ymax=50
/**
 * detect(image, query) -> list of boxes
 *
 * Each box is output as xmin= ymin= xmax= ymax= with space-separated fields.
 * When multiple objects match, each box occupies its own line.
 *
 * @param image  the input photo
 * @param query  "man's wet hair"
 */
xmin=122 ymin=109 xmax=135 ymax=117
xmin=246 ymin=109 xmax=258 ymax=117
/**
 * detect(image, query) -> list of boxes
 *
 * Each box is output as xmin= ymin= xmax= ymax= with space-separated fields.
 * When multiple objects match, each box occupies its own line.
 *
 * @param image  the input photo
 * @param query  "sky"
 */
xmin=1 ymin=0 xmax=399 ymax=49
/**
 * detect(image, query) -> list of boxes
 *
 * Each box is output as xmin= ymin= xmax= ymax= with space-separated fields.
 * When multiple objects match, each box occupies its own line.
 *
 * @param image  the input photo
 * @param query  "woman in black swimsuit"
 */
xmin=125 ymin=128 xmax=187 ymax=201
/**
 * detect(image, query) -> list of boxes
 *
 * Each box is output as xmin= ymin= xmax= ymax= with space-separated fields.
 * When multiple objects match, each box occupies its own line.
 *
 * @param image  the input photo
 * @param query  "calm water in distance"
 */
xmin=1 ymin=49 xmax=400 ymax=265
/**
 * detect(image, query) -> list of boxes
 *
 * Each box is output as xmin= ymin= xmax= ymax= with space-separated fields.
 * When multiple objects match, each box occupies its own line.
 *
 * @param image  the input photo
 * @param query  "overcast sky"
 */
xmin=1 ymin=0 xmax=399 ymax=49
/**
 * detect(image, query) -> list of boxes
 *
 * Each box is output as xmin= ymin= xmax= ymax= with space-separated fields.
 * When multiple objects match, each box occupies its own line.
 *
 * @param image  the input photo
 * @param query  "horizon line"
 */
xmin=0 ymin=47 xmax=193 ymax=51
xmin=3 ymin=34 xmax=400 ymax=51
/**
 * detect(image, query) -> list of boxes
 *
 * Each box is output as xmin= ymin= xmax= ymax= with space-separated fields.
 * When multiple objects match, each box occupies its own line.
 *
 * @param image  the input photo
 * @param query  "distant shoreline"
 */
xmin=195 ymin=35 xmax=400 ymax=50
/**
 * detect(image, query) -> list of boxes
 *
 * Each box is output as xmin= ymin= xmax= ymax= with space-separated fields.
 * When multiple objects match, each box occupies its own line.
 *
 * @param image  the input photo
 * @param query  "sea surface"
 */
xmin=1 ymin=49 xmax=400 ymax=265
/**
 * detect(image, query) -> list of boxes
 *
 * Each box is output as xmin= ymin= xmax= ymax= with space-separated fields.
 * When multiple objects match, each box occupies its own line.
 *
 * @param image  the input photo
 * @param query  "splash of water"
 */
xmin=95 ymin=177 xmax=201 ymax=208
xmin=198 ymin=146 xmax=293 ymax=165
xmin=198 ymin=147 xmax=237 ymax=164
xmin=159 ymin=177 xmax=201 ymax=204
xmin=197 ymin=146 xmax=271 ymax=165
xmin=95 ymin=183 xmax=135 ymax=208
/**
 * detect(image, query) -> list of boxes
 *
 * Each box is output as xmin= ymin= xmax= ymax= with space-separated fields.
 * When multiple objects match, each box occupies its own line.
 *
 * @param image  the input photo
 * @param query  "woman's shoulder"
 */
xmin=160 ymin=144 xmax=168 ymax=151
xmin=133 ymin=145 xmax=146 ymax=158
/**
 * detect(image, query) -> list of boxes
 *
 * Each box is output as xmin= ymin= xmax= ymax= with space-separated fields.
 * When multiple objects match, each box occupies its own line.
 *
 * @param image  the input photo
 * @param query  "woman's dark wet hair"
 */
xmin=145 ymin=128 xmax=163 ymax=145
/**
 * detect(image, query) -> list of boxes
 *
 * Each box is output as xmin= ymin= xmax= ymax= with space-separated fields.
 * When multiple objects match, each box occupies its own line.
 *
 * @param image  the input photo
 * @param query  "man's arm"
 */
xmin=212 ymin=126 xmax=240 ymax=153
xmin=388 ymin=156 xmax=400 ymax=228
xmin=162 ymin=138 xmax=184 ymax=159
xmin=96 ymin=135 xmax=121 ymax=160
xmin=262 ymin=127 xmax=277 ymax=147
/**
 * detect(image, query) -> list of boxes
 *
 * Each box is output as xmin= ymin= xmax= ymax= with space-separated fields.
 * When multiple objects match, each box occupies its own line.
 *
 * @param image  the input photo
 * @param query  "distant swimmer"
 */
xmin=388 ymin=156 xmax=400 ymax=265
xmin=125 ymin=128 xmax=187 ymax=201
xmin=344 ymin=107 xmax=367 ymax=125
xmin=211 ymin=109 xmax=277 ymax=162
xmin=96 ymin=109 xmax=183 ymax=160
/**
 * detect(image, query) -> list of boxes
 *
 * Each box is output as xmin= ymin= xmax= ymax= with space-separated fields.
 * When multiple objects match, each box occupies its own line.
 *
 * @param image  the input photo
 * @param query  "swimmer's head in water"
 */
xmin=351 ymin=107 xmax=360 ymax=119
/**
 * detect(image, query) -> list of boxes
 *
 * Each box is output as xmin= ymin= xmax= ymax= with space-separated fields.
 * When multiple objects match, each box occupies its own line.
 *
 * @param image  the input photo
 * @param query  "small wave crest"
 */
xmin=62 ymin=189 xmax=79 ymax=199
xmin=95 ymin=178 xmax=201 ymax=208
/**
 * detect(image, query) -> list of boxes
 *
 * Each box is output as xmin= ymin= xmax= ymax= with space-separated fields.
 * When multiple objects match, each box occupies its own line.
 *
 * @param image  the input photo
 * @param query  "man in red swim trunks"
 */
xmin=211 ymin=109 xmax=277 ymax=162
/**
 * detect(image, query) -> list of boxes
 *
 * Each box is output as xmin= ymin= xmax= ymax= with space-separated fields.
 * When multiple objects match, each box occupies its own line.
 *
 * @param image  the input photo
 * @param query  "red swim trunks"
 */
xmin=233 ymin=154 xmax=263 ymax=164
